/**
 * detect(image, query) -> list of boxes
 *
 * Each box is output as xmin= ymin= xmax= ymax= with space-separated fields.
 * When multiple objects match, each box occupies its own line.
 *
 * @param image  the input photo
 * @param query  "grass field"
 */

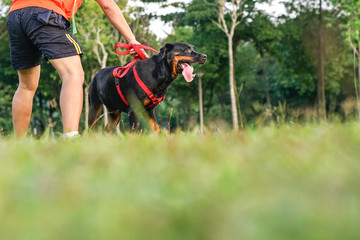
xmin=1 ymin=123 xmax=360 ymax=240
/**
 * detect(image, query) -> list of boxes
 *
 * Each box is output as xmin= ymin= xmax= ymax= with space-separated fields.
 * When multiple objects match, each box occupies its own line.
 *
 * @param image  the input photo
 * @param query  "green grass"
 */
xmin=1 ymin=123 xmax=360 ymax=240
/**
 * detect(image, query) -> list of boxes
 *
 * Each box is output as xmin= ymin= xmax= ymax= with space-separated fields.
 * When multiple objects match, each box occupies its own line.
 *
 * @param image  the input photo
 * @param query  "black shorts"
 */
xmin=7 ymin=7 xmax=83 ymax=71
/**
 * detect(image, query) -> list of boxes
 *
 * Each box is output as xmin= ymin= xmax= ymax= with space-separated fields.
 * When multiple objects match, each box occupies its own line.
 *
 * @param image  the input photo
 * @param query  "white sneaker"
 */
xmin=63 ymin=131 xmax=80 ymax=140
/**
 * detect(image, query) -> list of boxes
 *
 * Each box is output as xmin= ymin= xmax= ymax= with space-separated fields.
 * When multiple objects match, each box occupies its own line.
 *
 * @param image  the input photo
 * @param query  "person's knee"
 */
xmin=62 ymin=68 xmax=85 ymax=86
xmin=18 ymin=80 xmax=38 ymax=93
xmin=17 ymin=67 xmax=40 ymax=92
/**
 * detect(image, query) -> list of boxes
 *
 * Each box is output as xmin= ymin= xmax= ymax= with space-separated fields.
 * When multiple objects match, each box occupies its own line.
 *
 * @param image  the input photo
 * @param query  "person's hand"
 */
xmin=128 ymin=39 xmax=149 ymax=58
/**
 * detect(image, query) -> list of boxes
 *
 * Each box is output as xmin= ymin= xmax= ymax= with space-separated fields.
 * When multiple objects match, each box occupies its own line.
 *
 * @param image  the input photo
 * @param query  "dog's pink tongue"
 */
xmin=182 ymin=63 xmax=194 ymax=82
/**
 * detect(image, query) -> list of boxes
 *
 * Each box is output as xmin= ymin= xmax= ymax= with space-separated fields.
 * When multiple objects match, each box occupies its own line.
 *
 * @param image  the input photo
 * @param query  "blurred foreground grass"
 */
xmin=1 ymin=123 xmax=360 ymax=240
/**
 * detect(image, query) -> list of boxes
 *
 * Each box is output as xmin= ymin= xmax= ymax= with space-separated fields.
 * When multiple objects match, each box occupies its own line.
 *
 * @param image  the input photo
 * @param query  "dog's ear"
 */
xmin=164 ymin=43 xmax=174 ymax=51
xmin=160 ymin=43 xmax=175 ymax=59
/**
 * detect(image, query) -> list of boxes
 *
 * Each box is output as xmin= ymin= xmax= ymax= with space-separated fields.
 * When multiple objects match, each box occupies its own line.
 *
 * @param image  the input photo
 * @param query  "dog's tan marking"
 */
xmin=172 ymin=56 xmax=193 ymax=78
xmin=143 ymin=99 xmax=152 ymax=107
xmin=90 ymin=107 xmax=102 ymax=130
xmin=149 ymin=118 xmax=160 ymax=133
xmin=105 ymin=112 xmax=120 ymax=133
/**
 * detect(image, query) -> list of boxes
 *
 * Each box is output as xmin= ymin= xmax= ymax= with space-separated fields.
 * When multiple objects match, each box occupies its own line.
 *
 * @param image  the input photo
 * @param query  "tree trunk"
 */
xmin=182 ymin=104 xmax=187 ymax=131
xmin=233 ymin=39 xmax=244 ymax=128
xmin=84 ymin=85 xmax=89 ymax=130
xmin=237 ymin=83 xmax=244 ymax=128
xmin=317 ymin=0 xmax=326 ymax=121
xmin=176 ymin=109 xmax=180 ymax=131
xmin=228 ymin=36 xmax=239 ymax=131
xmin=358 ymin=44 xmax=360 ymax=120
xmin=199 ymin=75 xmax=204 ymax=135
xmin=205 ymin=0 xmax=244 ymax=131
xmin=263 ymin=58 xmax=272 ymax=110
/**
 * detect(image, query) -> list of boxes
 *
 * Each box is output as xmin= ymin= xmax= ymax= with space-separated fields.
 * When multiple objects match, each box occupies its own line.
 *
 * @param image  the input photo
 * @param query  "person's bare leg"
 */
xmin=12 ymin=65 xmax=40 ymax=138
xmin=50 ymin=55 xmax=84 ymax=134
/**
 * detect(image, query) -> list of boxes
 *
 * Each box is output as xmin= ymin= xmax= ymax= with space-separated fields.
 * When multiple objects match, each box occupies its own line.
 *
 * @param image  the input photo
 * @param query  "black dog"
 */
xmin=88 ymin=42 xmax=207 ymax=132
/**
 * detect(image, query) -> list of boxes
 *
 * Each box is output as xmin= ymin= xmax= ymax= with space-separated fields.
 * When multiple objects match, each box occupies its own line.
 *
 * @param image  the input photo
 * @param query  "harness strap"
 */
xmin=113 ymin=58 xmax=138 ymax=78
xmin=113 ymin=43 xmax=165 ymax=108
xmin=133 ymin=67 xmax=165 ymax=108
xmin=115 ymin=78 xmax=129 ymax=106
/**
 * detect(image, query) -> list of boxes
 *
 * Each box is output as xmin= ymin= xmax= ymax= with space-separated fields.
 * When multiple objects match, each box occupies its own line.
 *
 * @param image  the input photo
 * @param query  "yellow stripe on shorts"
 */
xmin=65 ymin=34 xmax=81 ymax=54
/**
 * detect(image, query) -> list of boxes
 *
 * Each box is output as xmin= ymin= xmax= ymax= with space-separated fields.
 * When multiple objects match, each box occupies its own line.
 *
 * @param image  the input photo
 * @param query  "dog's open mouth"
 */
xmin=179 ymin=63 xmax=196 ymax=82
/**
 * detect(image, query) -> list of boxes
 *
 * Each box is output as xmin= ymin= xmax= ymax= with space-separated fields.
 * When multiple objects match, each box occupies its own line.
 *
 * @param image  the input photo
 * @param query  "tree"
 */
xmin=317 ymin=0 xmax=326 ymax=121
xmin=272 ymin=2 xmax=351 ymax=121
xmin=241 ymin=12 xmax=281 ymax=121
xmin=203 ymin=0 xmax=249 ymax=131
xmin=330 ymin=0 xmax=360 ymax=120
xmin=284 ymin=0 xmax=335 ymax=120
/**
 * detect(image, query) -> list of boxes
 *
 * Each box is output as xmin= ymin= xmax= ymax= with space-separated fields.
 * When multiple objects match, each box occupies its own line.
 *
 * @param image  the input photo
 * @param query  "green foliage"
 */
xmin=0 ymin=16 xmax=17 ymax=134
xmin=1 ymin=124 xmax=360 ymax=239
xmin=330 ymin=0 xmax=360 ymax=49
xmin=273 ymin=7 xmax=352 ymax=109
xmin=0 ymin=83 xmax=13 ymax=135
xmin=1 ymin=0 xmax=11 ymax=5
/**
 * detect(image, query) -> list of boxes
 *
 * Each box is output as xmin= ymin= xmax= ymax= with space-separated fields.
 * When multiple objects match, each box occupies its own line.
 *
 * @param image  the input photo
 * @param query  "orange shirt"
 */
xmin=9 ymin=0 xmax=83 ymax=20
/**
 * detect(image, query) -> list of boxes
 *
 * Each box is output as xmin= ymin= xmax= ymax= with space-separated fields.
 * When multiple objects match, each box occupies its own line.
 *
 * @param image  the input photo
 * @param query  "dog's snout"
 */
xmin=198 ymin=54 xmax=207 ymax=64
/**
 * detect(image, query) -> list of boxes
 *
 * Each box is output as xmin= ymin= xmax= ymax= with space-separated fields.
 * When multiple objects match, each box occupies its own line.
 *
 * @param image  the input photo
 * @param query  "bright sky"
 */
xmin=127 ymin=0 xmax=287 ymax=39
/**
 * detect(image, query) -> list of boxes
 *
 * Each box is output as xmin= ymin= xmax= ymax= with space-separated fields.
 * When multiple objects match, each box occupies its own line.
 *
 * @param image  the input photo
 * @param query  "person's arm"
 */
xmin=95 ymin=0 xmax=137 ymax=44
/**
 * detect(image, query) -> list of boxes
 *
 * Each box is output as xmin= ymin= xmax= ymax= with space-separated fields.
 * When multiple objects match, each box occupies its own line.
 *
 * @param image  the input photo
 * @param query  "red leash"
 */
xmin=113 ymin=43 xmax=158 ymax=78
xmin=113 ymin=43 xmax=164 ymax=108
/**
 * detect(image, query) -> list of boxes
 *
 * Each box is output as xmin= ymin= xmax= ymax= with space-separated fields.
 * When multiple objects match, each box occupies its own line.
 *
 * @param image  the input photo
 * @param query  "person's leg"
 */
xmin=49 ymin=55 xmax=84 ymax=134
xmin=12 ymin=65 xmax=41 ymax=137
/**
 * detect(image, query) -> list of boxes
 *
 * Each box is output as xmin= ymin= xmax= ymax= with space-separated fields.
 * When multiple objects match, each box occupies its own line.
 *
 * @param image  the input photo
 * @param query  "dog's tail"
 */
xmin=88 ymin=75 xmax=102 ymax=128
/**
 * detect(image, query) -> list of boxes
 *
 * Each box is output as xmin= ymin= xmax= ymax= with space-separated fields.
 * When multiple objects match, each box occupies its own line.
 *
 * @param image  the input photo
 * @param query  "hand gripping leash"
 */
xmin=113 ymin=43 xmax=159 ymax=78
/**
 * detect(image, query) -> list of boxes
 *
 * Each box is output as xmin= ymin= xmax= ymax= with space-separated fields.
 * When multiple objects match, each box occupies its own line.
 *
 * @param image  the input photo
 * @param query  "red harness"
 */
xmin=113 ymin=43 xmax=165 ymax=109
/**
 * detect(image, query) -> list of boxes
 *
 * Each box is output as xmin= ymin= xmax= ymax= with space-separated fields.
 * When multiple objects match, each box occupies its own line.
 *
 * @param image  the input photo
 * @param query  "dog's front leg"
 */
xmin=105 ymin=111 xmax=121 ymax=133
xmin=128 ymin=108 xmax=140 ymax=132
xmin=147 ymin=109 xmax=160 ymax=133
